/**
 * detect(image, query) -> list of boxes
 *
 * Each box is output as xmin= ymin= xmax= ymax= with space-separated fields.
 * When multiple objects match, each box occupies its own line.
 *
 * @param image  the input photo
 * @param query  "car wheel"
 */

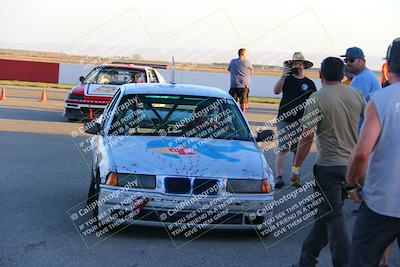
xmin=87 ymin=171 xmax=100 ymax=219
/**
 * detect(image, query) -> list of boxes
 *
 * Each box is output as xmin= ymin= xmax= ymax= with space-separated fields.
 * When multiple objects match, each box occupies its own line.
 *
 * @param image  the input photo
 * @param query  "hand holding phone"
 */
xmin=282 ymin=66 xmax=291 ymax=77
xmin=289 ymin=68 xmax=299 ymax=76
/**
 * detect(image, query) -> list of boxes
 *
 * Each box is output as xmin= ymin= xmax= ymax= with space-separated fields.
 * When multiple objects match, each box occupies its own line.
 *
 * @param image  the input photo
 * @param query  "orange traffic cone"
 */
xmin=0 ymin=87 xmax=6 ymax=100
xmin=40 ymin=89 xmax=47 ymax=102
xmin=89 ymin=107 xmax=94 ymax=120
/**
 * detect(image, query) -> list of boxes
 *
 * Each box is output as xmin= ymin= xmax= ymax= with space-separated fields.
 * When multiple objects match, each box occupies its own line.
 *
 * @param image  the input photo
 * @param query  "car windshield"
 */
xmin=108 ymin=94 xmax=252 ymax=141
xmin=85 ymin=67 xmax=147 ymax=85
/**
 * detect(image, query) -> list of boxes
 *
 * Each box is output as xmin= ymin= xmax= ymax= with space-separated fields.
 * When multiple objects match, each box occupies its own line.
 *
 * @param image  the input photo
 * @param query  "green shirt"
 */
xmin=301 ymin=84 xmax=366 ymax=166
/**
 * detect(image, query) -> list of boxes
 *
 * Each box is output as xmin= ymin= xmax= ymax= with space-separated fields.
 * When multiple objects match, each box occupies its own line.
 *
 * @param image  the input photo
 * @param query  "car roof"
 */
xmin=120 ymin=83 xmax=231 ymax=98
xmin=101 ymin=64 xmax=149 ymax=71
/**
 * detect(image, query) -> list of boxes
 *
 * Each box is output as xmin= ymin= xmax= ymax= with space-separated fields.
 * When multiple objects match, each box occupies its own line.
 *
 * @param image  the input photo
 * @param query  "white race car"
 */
xmin=84 ymin=83 xmax=275 ymax=230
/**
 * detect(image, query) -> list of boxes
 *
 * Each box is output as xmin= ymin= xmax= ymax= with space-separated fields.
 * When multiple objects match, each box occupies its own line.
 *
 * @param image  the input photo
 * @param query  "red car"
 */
xmin=64 ymin=64 xmax=166 ymax=121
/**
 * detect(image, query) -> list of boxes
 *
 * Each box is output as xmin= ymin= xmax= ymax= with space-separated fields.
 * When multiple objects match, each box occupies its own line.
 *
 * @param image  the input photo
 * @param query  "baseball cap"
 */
xmin=340 ymin=47 xmax=365 ymax=59
xmin=384 ymin=37 xmax=400 ymax=64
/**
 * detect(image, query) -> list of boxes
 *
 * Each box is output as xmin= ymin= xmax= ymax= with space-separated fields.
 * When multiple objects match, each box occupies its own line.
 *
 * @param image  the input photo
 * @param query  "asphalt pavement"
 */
xmin=0 ymin=86 xmax=398 ymax=267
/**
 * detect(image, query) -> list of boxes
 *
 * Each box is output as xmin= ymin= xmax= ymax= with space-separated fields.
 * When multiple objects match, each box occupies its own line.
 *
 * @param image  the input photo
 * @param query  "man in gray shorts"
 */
xmin=228 ymin=48 xmax=253 ymax=112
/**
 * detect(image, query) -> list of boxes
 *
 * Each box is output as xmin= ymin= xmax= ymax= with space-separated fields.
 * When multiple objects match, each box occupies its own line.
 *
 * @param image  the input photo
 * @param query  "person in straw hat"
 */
xmin=272 ymin=52 xmax=316 ymax=189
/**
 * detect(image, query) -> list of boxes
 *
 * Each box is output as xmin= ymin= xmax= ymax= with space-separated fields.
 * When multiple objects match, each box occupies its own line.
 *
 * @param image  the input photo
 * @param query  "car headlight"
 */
xmin=105 ymin=172 xmax=156 ymax=189
xmin=227 ymin=179 xmax=272 ymax=193
xmin=106 ymin=172 xmax=118 ymax=186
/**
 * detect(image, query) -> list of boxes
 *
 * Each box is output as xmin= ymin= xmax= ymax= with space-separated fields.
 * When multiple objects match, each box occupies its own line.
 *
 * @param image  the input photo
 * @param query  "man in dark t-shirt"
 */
xmin=273 ymin=52 xmax=316 ymax=188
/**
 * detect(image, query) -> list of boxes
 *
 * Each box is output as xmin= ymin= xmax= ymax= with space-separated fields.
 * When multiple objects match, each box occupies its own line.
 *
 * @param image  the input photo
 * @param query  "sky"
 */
xmin=1 ymin=0 xmax=399 ymax=70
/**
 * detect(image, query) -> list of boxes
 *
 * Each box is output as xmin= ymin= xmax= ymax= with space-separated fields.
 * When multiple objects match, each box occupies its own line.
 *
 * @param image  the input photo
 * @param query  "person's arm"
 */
xmin=310 ymin=80 xmax=317 ymax=92
xmin=346 ymin=101 xmax=381 ymax=202
xmin=273 ymin=66 xmax=291 ymax=94
xmin=293 ymin=129 xmax=315 ymax=167
xmin=291 ymin=128 xmax=315 ymax=187
xmin=364 ymin=79 xmax=382 ymax=102
xmin=273 ymin=76 xmax=286 ymax=94
xmin=291 ymin=93 xmax=319 ymax=186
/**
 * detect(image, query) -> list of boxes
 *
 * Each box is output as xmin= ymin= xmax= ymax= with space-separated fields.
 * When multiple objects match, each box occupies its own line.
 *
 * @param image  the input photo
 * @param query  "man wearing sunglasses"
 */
xmin=341 ymin=47 xmax=381 ymax=102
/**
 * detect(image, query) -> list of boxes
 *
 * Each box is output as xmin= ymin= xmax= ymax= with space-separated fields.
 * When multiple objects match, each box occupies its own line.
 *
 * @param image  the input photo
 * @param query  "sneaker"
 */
xmin=275 ymin=176 xmax=285 ymax=189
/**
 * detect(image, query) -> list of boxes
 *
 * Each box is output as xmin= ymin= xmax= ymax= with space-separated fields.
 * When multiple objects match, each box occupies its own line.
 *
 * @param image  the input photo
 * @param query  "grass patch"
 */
xmin=0 ymin=80 xmax=73 ymax=89
xmin=249 ymin=97 xmax=280 ymax=104
xmin=0 ymin=80 xmax=281 ymax=104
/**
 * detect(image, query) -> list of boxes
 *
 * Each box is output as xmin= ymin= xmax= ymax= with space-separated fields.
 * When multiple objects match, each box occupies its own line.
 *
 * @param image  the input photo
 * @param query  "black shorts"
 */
xmin=229 ymin=87 xmax=249 ymax=104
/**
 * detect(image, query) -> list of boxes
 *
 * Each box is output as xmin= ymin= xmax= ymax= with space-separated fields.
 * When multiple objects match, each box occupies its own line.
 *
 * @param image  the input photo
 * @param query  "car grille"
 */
xmin=164 ymin=177 xmax=191 ymax=194
xmin=193 ymin=179 xmax=218 ymax=195
xmin=164 ymin=178 xmax=219 ymax=195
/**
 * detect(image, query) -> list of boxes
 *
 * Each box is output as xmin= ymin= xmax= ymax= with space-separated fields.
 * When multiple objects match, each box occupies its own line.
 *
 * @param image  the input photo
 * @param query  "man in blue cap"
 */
xmin=341 ymin=47 xmax=381 ymax=102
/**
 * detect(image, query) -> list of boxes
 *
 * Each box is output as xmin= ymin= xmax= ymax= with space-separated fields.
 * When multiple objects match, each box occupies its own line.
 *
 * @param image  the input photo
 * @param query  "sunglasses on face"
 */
xmin=345 ymin=58 xmax=356 ymax=63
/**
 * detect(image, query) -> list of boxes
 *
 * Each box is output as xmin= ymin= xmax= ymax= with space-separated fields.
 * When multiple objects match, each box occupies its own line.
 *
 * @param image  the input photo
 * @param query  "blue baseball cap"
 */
xmin=340 ymin=47 xmax=365 ymax=59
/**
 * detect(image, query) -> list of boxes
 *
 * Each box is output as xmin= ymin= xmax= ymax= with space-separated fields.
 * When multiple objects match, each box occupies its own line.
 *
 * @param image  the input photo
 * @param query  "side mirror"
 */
xmin=84 ymin=122 xmax=102 ymax=135
xmin=256 ymin=130 xmax=275 ymax=142
xmin=79 ymin=76 xmax=85 ymax=83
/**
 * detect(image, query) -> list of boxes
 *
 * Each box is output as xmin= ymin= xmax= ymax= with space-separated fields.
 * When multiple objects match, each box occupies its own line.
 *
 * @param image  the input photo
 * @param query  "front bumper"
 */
xmin=97 ymin=185 xmax=274 ymax=229
xmin=64 ymin=102 xmax=106 ymax=120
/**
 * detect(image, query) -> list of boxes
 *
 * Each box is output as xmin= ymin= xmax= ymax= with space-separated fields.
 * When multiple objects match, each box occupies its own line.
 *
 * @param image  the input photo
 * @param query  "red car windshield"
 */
xmin=85 ymin=67 xmax=147 ymax=85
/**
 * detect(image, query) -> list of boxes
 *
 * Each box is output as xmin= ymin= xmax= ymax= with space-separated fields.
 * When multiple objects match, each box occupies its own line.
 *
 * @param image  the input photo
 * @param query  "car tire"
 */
xmin=87 ymin=171 xmax=100 ymax=219
xmin=87 ymin=171 xmax=112 ymax=233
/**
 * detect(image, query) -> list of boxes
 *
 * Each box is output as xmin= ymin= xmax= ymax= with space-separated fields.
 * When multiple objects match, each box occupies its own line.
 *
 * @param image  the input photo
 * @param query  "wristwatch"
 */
xmin=344 ymin=183 xmax=357 ymax=192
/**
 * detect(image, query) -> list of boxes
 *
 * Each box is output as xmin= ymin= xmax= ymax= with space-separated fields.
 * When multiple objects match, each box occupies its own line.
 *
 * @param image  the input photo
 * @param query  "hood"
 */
xmin=85 ymin=83 xmax=120 ymax=97
xmin=107 ymin=136 xmax=265 ymax=179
